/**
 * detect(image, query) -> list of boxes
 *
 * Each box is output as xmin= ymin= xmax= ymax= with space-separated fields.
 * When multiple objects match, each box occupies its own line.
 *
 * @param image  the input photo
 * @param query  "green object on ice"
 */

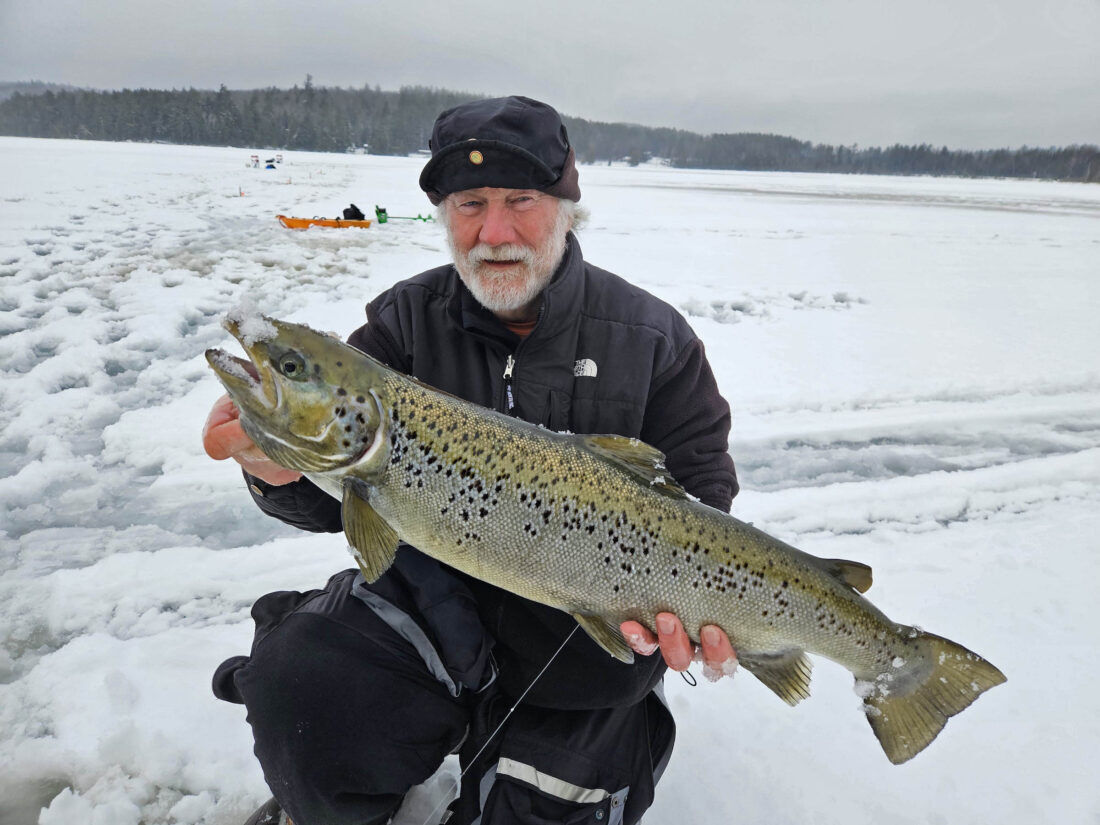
xmin=375 ymin=205 xmax=433 ymax=223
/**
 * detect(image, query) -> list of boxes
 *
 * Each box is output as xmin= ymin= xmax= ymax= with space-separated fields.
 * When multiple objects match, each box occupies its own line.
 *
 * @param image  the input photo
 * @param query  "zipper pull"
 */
xmin=503 ymin=354 xmax=516 ymax=413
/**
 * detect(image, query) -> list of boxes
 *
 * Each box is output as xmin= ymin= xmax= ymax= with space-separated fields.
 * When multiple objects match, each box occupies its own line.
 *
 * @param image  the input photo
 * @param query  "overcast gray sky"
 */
xmin=1 ymin=0 xmax=1097 ymax=149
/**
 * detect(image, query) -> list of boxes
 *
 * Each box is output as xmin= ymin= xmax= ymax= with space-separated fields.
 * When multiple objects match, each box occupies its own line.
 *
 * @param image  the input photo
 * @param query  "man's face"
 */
xmin=443 ymin=187 xmax=571 ymax=320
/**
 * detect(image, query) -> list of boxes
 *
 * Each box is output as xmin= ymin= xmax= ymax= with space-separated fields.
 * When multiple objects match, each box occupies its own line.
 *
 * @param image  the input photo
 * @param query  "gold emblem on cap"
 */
xmin=469 ymin=150 xmax=484 ymax=165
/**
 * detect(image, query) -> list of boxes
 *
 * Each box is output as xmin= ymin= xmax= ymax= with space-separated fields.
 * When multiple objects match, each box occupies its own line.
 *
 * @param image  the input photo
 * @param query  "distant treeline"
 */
xmin=0 ymin=80 xmax=75 ymax=102
xmin=1 ymin=80 xmax=1097 ymax=182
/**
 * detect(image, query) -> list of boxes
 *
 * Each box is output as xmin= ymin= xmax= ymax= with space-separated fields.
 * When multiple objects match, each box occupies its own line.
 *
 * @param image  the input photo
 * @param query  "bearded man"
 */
xmin=203 ymin=96 xmax=739 ymax=825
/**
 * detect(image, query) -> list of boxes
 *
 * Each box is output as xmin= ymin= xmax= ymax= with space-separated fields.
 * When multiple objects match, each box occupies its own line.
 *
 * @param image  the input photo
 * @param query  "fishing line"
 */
xmin=419 ymin=624 xmax=580 ymax=825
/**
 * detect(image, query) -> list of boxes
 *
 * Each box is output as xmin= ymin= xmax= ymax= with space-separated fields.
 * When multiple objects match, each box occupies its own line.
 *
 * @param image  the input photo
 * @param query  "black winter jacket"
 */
xmin=245 ymin=234 xmax=738 ymax=709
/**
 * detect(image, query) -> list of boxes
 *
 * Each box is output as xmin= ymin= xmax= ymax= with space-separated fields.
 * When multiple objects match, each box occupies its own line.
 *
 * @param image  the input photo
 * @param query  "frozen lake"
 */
xmin=1 ymin=137 xmax=1098 ymax=824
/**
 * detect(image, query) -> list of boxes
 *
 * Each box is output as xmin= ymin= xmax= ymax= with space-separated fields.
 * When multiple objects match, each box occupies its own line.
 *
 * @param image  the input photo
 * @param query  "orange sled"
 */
xmin=277 ymin=215 xmax=372 ymax=230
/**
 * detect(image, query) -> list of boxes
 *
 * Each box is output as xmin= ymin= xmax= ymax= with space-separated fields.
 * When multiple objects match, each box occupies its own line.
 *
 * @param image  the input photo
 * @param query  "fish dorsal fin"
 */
xmin=342 ymin=479 xmax=400 ymax=582
xmin=582 ymin=435 xmax=688 ymax=499
xmin=739 ymin=649 xmax=814 ymax=706
xmin=816 ymin=558 xmax=873 ymax=593
xmin=571 ymin=612 xmax=635 ymax=664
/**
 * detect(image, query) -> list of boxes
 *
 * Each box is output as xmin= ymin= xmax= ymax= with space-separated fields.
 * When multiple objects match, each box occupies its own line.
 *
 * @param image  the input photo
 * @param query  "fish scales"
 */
xmin=207 ymin=314 xmax=1005 ymax=764
xmin=377 ymin=374 xmax=904 ymax=676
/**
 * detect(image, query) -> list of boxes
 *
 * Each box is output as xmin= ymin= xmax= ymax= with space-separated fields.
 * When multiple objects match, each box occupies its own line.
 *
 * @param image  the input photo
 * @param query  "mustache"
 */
xmin=468 ymin=243 xmax=536 ymax=264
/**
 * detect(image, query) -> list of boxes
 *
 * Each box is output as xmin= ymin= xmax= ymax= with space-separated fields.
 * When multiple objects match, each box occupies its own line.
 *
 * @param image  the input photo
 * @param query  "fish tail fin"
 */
xmin=860 ymin=629 xmax=1006 ymax=764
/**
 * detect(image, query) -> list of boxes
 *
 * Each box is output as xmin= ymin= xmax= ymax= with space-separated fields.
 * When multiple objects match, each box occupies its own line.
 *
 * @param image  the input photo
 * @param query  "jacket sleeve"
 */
xmin=242 ymin=315 xmax=407 ymax=531
xmin=640 ymin=338 xmax=738 ymax=512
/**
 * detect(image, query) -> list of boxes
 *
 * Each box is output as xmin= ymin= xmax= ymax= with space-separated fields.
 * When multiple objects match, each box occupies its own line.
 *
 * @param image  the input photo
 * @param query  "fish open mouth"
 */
xmin=204 ymin=316 xmax=279 ymax=408
xmin=206 ymin=348 xmax=259 ymax=384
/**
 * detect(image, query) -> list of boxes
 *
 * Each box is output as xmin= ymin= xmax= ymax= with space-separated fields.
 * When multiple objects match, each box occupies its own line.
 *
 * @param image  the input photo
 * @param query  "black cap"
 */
xmin=419 ymin=96 xmax=581 ymax=205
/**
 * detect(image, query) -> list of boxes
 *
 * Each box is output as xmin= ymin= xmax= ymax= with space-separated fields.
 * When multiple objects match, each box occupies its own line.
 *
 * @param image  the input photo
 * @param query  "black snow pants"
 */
xmin=213 ymin=569 xmax=675 ymax=825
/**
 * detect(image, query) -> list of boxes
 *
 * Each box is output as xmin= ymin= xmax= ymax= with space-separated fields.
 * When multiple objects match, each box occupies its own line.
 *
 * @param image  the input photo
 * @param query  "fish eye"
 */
xmin=276 ymin=352 xmax=307 ymax=379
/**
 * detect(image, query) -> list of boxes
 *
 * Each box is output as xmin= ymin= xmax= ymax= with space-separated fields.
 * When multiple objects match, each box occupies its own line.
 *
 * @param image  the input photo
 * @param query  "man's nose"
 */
xmin=477 ymin=201 xmax=519 ymax=247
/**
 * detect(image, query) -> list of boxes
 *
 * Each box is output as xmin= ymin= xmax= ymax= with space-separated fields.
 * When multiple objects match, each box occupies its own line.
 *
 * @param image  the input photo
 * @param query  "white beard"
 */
xmin=447 ymin=205 xmax=571 ymax=315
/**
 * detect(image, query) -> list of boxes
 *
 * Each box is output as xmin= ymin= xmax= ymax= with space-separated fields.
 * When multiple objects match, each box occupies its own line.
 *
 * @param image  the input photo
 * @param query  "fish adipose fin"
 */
xmin=739 ymin=649 xmax=814 ymax=706
xmin=572 ymin=613 xmax=635 ymax=664
xmin=817 ymin=558 xmax=873 ymax=593
xmin=342 ymin=479 xmax=399 ymax=582
xmin=861 ymin=630 xmax=1006 ymax=764
xmin=583 ymin=435 xmax=688 ymax=499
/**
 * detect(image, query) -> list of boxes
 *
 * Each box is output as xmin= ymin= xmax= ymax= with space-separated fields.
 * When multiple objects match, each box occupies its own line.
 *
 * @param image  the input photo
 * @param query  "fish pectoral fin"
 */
xmin=818 ymin=557 xmax=873 ymax=593
xmin=572 ymin=613 xmax=635 ymax=664
xmin=582 ymin=435 xmax=688 ymax=499
xmin=739 ymin=649 xmax=813 ymax=706
xmin=342 ymin=479 xmax=399 ymax=582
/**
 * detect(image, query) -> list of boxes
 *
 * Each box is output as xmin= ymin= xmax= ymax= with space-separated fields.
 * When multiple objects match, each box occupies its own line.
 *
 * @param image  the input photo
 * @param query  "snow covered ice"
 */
xmin=2 ymin=136 xmax=1099 ymax=824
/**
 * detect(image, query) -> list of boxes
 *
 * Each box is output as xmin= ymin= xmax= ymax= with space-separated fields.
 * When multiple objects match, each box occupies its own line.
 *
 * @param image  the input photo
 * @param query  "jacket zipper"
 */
xmin=499 ymin=304 xmax=541 ymax=415
xmin=502 ymin=353 xmax=516 ymax=414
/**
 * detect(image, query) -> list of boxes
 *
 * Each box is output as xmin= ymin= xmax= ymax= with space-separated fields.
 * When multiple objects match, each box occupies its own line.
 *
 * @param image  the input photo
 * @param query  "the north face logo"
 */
xmin=573 ymin=359 xmax=598 ymax=378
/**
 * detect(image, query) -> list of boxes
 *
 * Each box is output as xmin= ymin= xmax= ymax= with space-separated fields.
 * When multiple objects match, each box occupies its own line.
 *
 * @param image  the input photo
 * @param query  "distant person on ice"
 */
xmin=202 ymin=95 xmax=739 ymax=825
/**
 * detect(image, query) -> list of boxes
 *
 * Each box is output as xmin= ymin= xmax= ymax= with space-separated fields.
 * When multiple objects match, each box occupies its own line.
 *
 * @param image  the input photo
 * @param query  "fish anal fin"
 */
xmin=582 ymin=435 xmax=688 ymax=499
xmin=342 ymin=479 xmax=399 ymax=582
xmin=572 ymin=613 xmax=635 ymax=664
xmin=862 ymin=629 xmax=1006 ymax=764
xmin=819 ymin=558 xmax=873 ymax=593
xmin=740 ymin=649 xmax=813 ymax=706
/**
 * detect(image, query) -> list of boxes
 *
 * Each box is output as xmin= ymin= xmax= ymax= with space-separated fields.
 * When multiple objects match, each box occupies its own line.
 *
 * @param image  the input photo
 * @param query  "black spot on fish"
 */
xmin=356 ymin=395 xmax=365 ymax=403
xmin=337 ymin=388 xmax=347 ymax=396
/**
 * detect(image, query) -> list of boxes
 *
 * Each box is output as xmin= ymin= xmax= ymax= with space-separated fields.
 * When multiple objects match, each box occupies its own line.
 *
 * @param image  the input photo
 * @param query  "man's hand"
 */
xmin=202 ymin=394 xmax=302 ymax=485
xmin=620 ymin=613 xmax=738 ymax=682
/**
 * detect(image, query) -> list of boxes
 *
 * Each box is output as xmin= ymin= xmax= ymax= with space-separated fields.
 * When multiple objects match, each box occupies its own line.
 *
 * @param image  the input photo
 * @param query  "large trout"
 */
xmin=206 ymin=313 xmax=1005 ymax=764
